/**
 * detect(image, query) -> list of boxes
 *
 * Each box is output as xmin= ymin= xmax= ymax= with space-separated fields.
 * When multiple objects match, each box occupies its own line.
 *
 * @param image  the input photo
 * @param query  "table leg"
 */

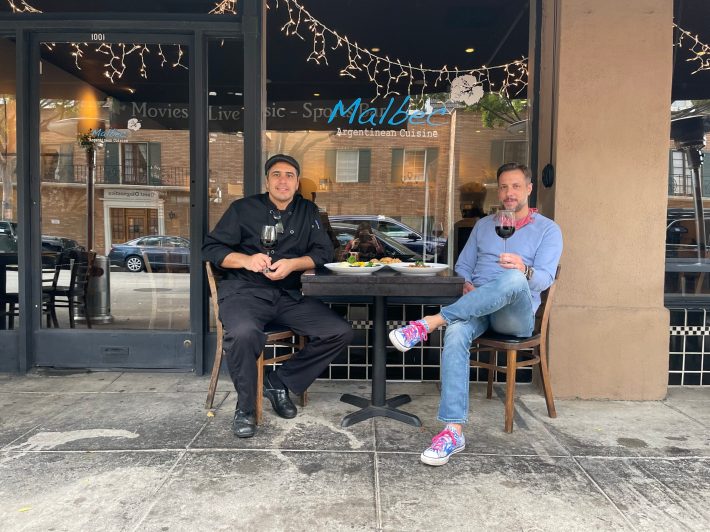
xmin=340 ymin=295 xmax=421 ymax=428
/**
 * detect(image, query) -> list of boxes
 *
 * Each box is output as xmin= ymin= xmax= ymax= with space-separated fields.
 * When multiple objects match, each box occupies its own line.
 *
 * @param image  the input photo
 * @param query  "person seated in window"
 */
xmin=343 ymin=222 xmax=385 ymax=262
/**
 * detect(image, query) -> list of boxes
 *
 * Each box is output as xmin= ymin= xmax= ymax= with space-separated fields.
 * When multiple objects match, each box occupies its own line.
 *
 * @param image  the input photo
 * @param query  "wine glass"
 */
xmin=260 ymin=225 xmax=277 ymax=272
xmin=432 ymin=221 xmax=444 ymax=263
xmin=494 ymin=210 xmax=516 ymax=254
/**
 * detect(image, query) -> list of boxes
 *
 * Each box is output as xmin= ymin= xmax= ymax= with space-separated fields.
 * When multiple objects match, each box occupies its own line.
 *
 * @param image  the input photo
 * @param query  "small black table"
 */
xmin=301 ymin=268 xmax=464 ymax=427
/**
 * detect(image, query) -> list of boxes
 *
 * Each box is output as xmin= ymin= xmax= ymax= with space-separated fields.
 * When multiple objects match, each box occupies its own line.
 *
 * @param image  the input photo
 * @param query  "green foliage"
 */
xmin=467 ymin=94 xmax=528 ymax=129
xmin=410 ymin=92 xmax=527 ymax=129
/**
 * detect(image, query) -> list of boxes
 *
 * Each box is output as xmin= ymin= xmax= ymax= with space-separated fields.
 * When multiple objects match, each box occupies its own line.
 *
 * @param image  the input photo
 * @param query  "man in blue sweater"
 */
xmin=389 ymin=162 xmax=563 ymax=466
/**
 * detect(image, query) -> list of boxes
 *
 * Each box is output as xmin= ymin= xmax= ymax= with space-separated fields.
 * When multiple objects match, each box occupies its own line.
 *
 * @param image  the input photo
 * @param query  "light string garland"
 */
xmin=6 ymin=0 xmax=236 ymax=14
xmin=209 ymin=0 xmax=236 ymax=15
xmin=6 ymin=0 xmax=39 ymax=12
xmin=4 ymin=1 xmax=709 ymax=94
xmin=54 ymin=42 xmax=188 ymax=83
xmin=675 ymin=23 xmax=710 ymax=74
xmin=273 ymin=0 xmax=527 ymax=100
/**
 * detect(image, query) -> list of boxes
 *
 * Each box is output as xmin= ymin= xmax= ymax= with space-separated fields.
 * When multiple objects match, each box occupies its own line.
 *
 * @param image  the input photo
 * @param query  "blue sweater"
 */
xmin=455 ymin=212 xmax=563 ymax=313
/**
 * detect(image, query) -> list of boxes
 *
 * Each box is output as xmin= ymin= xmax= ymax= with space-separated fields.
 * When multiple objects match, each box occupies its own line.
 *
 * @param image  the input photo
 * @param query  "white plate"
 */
xmin=324 ymin=262 xmax=386 ymax=275
xmin=388 ymin=262 xmax=449 ymax=275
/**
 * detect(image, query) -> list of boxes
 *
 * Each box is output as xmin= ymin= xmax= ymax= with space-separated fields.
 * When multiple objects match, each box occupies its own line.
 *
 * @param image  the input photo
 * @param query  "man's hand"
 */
xmin=463 ymin=281 xmax=475 ymax=295
xmin=498 ymin=252 xmax=525 ymax=273
xmin=244 ymin=253 xmax=272 ymax=273
xmin=264 ymin=258 xmax=296 ymax=281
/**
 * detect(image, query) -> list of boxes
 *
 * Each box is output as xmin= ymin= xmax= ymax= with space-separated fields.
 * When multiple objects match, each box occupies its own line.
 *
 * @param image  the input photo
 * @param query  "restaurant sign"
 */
xmin=104 ymin=189 xmax=159 ymax=201
xmin=110 ymin=97 xmax=446 ymax=133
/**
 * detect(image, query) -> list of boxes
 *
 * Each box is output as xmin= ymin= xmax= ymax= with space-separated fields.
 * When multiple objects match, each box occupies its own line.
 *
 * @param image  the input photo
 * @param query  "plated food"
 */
xmin=388 ymin=262 xmax=449 ymax=275
xmin=324 ymin=262 xmax=386 ymax=275
xmin=370 ymin=257 xmax=402 ymax=264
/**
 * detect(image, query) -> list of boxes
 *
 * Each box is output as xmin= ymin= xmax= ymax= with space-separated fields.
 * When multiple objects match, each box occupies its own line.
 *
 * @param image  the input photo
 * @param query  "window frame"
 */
xmin=120 ymin=141 xmax=150 ymax=185
xmin=402 ymin=149 xmax=427 ymax=183
xmin=335 ymin=149 xmax=360 ymax=183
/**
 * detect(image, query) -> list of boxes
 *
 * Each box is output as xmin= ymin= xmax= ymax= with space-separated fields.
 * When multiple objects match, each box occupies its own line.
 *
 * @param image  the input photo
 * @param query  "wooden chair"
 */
xmin=204 ymin=261 xmax=307 ymax=424
xmin=2 ymin=253 xmax=60 ymax=329
xmin=470 ymin=266 xmax=561 ymax=433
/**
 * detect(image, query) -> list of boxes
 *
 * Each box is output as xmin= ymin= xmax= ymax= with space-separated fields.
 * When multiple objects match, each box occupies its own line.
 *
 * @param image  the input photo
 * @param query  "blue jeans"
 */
xmin=437 ymin=269 xmax=534 ymax=424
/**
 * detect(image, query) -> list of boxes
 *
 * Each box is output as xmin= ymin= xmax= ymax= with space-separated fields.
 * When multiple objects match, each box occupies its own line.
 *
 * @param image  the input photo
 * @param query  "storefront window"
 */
xmin=664 ymin=3 xmax=710 ymax=386
xmin=264 ymin=1 xmax=530 ymax=380
xmin=207 ymin=37 xmax=244 ymax=331
xmin=0 ymin=37 xmax=17 ymax=330
xmin=38 ymin=38 xmax=191 ymax=330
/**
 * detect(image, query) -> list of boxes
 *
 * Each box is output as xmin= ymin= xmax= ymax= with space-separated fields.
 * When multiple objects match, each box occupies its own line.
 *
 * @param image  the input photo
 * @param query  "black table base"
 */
xmin=338 ymin=295 xmax=421 ymax=428
xmin=340 ymin=392 xmax=421 ymax=427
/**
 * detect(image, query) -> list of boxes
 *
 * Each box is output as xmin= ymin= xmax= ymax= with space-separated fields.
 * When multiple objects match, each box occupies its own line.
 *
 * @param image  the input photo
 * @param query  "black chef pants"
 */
xmin=218 ymin=291 xmax=353 ymax=412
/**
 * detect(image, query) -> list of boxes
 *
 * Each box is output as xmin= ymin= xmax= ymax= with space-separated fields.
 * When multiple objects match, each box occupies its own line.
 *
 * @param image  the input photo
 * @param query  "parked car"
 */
xmin=328 ymin=215 xmax=446 ymax=257
xmin=41 ymin=235 xmax=84 ymax=254
xmin=109 ymin=235 xmax=190 ymax=272
xmin=330 ymin=222 xmax=422 ymax=262
xmin=0 ymin=220 xmax=85 ymax=256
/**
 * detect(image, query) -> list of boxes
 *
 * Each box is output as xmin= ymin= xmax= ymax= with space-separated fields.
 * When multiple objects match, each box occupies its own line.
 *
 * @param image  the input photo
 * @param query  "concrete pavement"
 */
xmin=0 ymin=372 xmax=708 ymax=531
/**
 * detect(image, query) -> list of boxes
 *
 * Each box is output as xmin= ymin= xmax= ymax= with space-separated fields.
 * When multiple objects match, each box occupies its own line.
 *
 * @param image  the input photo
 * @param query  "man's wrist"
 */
xmin=523 ymin=264 xmax=534 ymax=280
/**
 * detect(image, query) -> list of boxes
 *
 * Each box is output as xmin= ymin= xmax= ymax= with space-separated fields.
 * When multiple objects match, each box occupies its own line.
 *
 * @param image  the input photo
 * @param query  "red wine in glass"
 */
xmin=260 ymin=225 xmax=277 ymax=272
xmin=494 ymin=210 xmax=516 ymax=254
xmin=495 ymin=226 xmax=515 ymax=239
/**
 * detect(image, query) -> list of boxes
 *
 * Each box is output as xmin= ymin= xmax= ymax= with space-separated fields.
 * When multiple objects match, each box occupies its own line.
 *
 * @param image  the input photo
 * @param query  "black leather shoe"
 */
xmin=232 ymin=408 xmax=256 ymax=438
xmin=263 ymin=374 xmax=297 ymax=419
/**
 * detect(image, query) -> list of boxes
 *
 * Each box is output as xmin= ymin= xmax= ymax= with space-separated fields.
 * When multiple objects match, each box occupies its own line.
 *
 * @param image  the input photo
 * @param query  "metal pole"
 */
xmin=86 ymin=146 xmax=95 ymax=252
xmin=686 ymin=148 xmax=706 ymax=259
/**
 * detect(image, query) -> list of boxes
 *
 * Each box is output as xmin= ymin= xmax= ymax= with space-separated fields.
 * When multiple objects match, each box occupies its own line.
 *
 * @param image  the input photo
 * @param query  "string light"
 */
xmin=209 ymin=0 xmax=236 ymax=15
xmin=6 ymin=0 xmax=236 ymax=14
xmin=63 ymin=42 xmax=187 ymax=83
xmin=273 ymin=0 xmax=528 ymax=100
xmin=6 ymin=0 xmax=40 ymax=12
xmin=5 ymin=1 xmax=709 ymax=95
xmin=675 ymin=23 xmax=710 ymax=74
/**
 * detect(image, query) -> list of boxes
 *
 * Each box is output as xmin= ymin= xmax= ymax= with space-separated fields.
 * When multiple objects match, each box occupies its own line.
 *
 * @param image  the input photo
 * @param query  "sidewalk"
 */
xmin=0 ymin=371 xmax=708 ymax=531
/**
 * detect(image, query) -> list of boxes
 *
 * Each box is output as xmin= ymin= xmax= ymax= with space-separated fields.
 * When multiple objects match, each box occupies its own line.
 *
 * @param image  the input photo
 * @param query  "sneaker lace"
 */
xmin=403 ymin=321 xmax=428 ymax=344
xmin=430 ymin=429 xmax=457 ymax=451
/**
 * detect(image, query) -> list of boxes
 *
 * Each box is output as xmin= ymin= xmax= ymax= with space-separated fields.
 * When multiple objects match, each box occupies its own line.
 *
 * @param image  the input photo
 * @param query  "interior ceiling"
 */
xmin=673 ymin=0 xmax=710 ymax=100
xmin=266 ymin=0 xmax=530 ymax=102
xmin=27 ymin=0 xmax=710 ymax=104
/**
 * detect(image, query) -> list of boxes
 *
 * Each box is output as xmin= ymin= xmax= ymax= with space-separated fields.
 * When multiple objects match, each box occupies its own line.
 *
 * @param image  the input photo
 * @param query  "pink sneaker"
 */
xmin=389 ymin=320 xmax=428 ymax=352
xmin=420 ymin=426 xmax=466 ymax=466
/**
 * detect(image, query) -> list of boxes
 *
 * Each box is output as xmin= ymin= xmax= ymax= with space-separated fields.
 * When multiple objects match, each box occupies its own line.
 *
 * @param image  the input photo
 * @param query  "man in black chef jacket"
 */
xmin=203 ymin=154 xmax=353 ymax=438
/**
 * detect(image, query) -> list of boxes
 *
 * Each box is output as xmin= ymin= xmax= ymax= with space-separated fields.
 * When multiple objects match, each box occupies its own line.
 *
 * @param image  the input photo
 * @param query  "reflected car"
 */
xmin=330 ymin=222 xmax=422 ymax=262
xmin=109 ymin=235 xmax=190 ymax=272
xmin=41 ymin=235 xmax=84 ymax=254
xmin=665 ymin=208 xmax=710 ymax=258
xmin=0 ymin=220 xmax=85 ymax=256
xmin=328 ymin=215 xmax=446 ymax=257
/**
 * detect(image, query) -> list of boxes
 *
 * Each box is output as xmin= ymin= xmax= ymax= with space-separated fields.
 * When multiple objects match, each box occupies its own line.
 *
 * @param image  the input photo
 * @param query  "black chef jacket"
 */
xmin=202 ymin=193 xmax=333 ymax=301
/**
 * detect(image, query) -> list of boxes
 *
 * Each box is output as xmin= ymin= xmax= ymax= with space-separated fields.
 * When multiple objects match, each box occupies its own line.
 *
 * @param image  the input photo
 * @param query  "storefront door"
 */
xmin=31 ymin=31 xmax=197 ymax=369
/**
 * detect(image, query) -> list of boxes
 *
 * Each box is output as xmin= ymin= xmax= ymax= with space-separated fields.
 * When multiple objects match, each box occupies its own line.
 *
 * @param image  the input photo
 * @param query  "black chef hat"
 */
xmin=265 ymin=153 xmax=300 ymax=177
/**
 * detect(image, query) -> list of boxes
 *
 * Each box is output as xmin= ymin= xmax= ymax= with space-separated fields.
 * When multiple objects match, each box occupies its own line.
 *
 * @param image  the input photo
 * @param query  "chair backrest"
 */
xmin=72 ymin=250 xmax=96 ymax=297
xmin=205 ymin=261 xmax=223 ymax=337
xmin=533 ymin=265 xmax=561 ymax=336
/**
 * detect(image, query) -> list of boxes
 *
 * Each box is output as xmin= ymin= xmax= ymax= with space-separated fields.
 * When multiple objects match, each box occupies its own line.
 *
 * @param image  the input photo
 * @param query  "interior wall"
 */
xmin=543 ymin=0 xmax=671 ymax=399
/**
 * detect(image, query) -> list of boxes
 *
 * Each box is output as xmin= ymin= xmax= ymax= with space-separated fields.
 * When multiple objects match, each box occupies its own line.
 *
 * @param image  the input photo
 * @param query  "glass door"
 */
xmin=32 ymin=32 xmax=195 ymax=368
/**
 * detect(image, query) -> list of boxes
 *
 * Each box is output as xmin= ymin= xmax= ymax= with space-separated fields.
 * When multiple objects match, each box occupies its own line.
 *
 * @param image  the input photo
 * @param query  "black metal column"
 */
xmin=243 ymin=0 xmax=266 ymax=197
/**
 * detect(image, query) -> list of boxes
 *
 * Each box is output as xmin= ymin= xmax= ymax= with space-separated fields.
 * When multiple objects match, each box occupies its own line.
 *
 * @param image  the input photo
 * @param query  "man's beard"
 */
xmin=504 ymin=198 xmax=528 ymax=213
